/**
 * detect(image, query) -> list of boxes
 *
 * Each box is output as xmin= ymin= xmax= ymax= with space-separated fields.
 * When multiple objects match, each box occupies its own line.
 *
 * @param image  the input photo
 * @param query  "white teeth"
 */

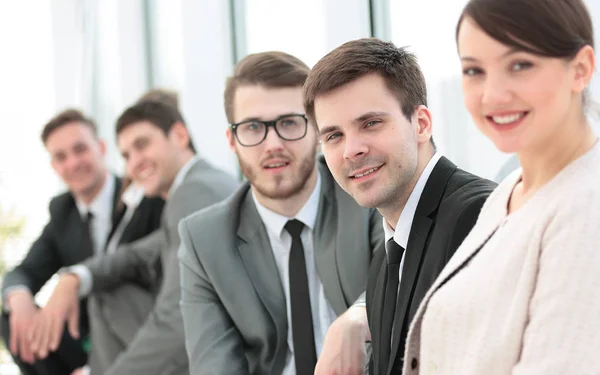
xmin=354 ymin=167 xmax=378 ymax=178
xmin=492 ymin=113 xmax=524 ymax=125
xmin=266 ymin=162 xmax=286 ymax=168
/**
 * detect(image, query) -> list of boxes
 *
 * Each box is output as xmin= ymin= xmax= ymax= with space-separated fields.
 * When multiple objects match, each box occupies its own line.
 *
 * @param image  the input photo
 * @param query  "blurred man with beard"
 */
xmin=177 ymin=51 xmax=384 ymax=375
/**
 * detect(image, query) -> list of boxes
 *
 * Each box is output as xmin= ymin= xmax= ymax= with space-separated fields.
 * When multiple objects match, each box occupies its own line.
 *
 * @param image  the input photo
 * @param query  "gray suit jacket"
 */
xmin=178 ymin=158 xmax=384 ymax=375
xmin=81 ymin=158 xmax=239 ymax=375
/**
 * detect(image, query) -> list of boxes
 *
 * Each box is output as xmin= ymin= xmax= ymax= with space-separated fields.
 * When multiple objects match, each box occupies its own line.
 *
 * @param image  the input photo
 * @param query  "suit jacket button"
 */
xmin=411 ymin=358 xmax=418 ymax=369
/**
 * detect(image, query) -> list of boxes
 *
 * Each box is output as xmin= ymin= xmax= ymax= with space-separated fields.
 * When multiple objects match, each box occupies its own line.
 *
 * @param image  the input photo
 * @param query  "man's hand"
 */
xmin=71 ymin=366 xmax=88 ymax=375
xmin=6 ymin=290 xmax=37 ymax=364
xmin=315 ymin=305 xmax=371 ymax=375
xmin=30 ymin=273 xmax=81 ymax=359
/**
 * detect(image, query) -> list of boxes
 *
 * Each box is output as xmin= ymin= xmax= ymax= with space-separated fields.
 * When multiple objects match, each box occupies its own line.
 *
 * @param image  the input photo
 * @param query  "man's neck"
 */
xmin=160 ymin=151 xmax=196 ymax=199
xmin=178 ymin=150 xmax=195 ymax=169
xmin=379 ymin=147 xmax=435 ymax=229
xmin=75 ymin=172 xmax=109 ymax=206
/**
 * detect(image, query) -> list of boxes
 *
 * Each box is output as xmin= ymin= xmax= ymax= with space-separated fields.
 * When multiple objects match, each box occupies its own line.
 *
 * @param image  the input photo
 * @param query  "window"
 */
xmin=386 ymin=0 xmax=508 ymax=179
xmin=242 ymin=0 xmax=328 ymax=67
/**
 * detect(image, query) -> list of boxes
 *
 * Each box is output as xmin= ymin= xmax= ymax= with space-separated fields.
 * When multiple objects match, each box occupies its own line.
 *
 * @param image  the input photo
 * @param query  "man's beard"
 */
xmin=237 ymin=148 xmax=317 ymax=200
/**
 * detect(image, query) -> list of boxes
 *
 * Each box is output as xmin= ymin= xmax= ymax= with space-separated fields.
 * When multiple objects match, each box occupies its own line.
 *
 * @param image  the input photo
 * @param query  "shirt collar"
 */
xmin=76 ymin=173 xmax=115 ymax=220
xmin=168 ymin=156 xmax=199 ymax=197
xmin=121 ymin=182 xmax=145 ymax=209
xmin=383 ymin=152 xmax=442 ymax=248
xmin=252 ymin=172 xmax=322 ymax=239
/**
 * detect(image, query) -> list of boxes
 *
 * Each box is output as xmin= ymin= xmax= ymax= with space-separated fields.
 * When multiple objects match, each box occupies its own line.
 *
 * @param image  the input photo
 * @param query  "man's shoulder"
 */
xmin=182 ymin=197 xmax=231 ymax=228
xmin=179 ymin=184 xmax=245 ymax=238
xmin=175 ymin=160 xmax=238 ymax=200
xmin=48 ymin=190 xmax=76 ymax=217
xmin=426 ymin=168 xmax=496 ymax=240
xmin=187 ymin=158 xmax=238 ymax=185
xmin=443 ymin=167 xmax=496 ymax=206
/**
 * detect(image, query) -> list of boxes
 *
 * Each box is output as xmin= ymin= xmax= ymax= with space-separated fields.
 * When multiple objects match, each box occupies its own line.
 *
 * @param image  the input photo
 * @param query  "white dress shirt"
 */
xmin=69 ymin=179 xmax=144 ymax=296
xmin=252 ymin=173 xmax=337 ymax=375
xmin=104 ymin=183 xmax=145 ymax=254
xmin=71 ymin=156 xmax=200 ymax=297
xmin=383 ymin=152 xmax=442 ymax=281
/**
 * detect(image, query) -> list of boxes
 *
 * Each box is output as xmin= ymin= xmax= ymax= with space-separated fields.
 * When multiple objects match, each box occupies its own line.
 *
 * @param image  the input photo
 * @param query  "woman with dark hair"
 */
xmin=402 ymin=0 xmax=600 ymax=374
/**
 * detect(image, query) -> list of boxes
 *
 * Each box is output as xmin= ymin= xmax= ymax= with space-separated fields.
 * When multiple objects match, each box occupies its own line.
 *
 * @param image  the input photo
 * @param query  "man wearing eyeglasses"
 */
xmin=177 ymin=51 xmax=384 ymax=375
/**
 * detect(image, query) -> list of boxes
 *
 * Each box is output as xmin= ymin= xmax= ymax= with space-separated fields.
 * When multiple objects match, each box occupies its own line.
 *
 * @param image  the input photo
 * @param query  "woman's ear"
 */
xmin=571 ymin=45 xmax=595 ymax=93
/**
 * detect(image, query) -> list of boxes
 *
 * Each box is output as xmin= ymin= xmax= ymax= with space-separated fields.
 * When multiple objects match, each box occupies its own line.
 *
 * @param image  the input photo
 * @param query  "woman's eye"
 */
xmin=512 ymin=61 xmax=533 ymax=71
xmin=462 ymin=67 xmax=483 ymax=76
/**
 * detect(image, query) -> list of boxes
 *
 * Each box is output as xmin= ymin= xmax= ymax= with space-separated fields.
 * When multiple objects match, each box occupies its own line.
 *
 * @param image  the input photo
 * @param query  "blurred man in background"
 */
xmin=34 ymin=100 xmax=238 ymax=375
xmin=1 ymin=109 xmax=164 ymax=375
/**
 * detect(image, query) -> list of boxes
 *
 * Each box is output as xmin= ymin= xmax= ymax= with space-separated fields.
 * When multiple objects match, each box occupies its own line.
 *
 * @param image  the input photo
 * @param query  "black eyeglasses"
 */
xmin=229 ymin=114 xmax=308 ymax=147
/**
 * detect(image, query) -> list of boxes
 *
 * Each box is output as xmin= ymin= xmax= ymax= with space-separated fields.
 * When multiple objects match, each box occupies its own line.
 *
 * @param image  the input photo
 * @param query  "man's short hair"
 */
xmin=41 ymin=109 xmax=97 ymax=145
xmin=137 ymin=88 xmax=180 ymax=109
xmin=116 ymin=100 xmax=196 ymax=153
xmin=224 ymin=51 xmax=310 ymax=124
xmin=303 ymin=38 xmax=428 ymax=125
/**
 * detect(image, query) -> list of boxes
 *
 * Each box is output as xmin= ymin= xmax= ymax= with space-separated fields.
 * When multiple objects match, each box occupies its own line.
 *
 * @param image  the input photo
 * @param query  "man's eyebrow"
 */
xmin=236 ymin=113 xmax=300 ymax=124
xmin=318 ymin=111 xmax=391 ymax=136
xmin=318 ymin=125 xmax=341 ymax=137
xmin=352 ymin=111 xmax=390 ymax=124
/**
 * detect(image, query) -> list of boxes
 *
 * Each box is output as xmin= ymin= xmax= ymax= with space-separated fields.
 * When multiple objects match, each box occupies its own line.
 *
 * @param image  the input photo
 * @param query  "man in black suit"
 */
xmin=0 ymin=109 xmax=164 ymax=375
xmin=303 ymin=38 xmax=496 ymax=374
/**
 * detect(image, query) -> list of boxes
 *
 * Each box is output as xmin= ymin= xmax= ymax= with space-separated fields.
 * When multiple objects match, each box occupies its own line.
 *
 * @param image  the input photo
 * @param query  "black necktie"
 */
xmin=285 ymin=219 xmax=317 ymax=375
xmin=82 ymin=211 xmax=95 ymax=255
xmin=380 ymin=238 xmax=405 ymax=374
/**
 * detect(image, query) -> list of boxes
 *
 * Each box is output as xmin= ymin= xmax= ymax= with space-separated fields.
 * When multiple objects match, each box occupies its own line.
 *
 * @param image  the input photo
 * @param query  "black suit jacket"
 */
xmin=366 ymin=157 xmax=496 ymax=375
xmin=1 ymin=176 xmax=164 ymax=334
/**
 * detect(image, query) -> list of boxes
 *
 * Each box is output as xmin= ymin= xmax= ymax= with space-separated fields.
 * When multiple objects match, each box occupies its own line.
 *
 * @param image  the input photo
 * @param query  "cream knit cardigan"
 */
xmin=403 ymin=142 xmax=600 ymax=375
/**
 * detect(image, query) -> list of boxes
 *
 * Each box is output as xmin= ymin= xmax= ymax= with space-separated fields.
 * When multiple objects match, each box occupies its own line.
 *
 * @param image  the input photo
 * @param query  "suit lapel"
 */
xmin=107 ymin=176 xmax=124 ymax=247
xmin=314 ymin=168 xmax=347 ymax=315
xmin=387 ymin=157 xmax=456 ymax=373
xmin=236 ymin=188 xmax=288 ymax=375
xmin=386 ymin=215 xmax=432 ymax=373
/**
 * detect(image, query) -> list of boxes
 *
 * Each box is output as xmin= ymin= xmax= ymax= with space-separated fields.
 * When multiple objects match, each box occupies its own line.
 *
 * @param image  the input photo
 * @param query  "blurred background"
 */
xmin=1 ymin=0 xmax=599 ymax=371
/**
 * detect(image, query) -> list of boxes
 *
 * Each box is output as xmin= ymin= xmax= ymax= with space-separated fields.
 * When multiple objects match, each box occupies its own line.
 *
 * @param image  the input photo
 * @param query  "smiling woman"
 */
xmin=401 ymin=1 xmax=600 ymax=374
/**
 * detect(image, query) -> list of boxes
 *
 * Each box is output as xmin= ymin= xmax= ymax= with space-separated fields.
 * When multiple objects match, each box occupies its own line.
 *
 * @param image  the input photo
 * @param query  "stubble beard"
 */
xmin=238 ymin=147 xmax=318 ymax=200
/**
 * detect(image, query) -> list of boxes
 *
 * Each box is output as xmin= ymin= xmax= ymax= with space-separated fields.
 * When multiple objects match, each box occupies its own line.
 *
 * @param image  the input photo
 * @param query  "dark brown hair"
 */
xmin=137 ymin=88 xmax=180 ymax=109
xmin=456 ymin=0 xmax=594 ymax=58
xmin=303 ymin=38 xmax=427 ymax=126
xmin=116 ymin=100 xmax=196 ymax=153
xmin=41 ymin=109 xmax=97 ymax=144
xmin=224 ymin=51 xmax=310 ymax=123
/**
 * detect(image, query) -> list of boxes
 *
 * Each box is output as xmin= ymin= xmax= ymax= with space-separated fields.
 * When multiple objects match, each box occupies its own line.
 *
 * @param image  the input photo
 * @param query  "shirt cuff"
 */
xmin=60 ymin=265 xmax=93 ymax=297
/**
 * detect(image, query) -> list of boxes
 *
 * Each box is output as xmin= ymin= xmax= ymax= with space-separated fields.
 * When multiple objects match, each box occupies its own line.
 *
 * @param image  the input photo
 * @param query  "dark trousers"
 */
xmin=0 ymin=312 xmax=87 ymax=375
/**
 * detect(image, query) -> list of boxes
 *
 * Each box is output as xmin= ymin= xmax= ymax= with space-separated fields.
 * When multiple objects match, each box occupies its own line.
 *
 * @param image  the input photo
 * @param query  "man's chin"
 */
xmin=350 ymin=191 xmax=382 ymax=209
xmin=136 ymin=183 xmax=157 ymax=197
xmin=254 ymin=183 xmax=300 ymax=200
xmin=144 ymin=189 xmax=161 ymax=197
xmin=70 ymin=182 xmax=95 ymax=196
